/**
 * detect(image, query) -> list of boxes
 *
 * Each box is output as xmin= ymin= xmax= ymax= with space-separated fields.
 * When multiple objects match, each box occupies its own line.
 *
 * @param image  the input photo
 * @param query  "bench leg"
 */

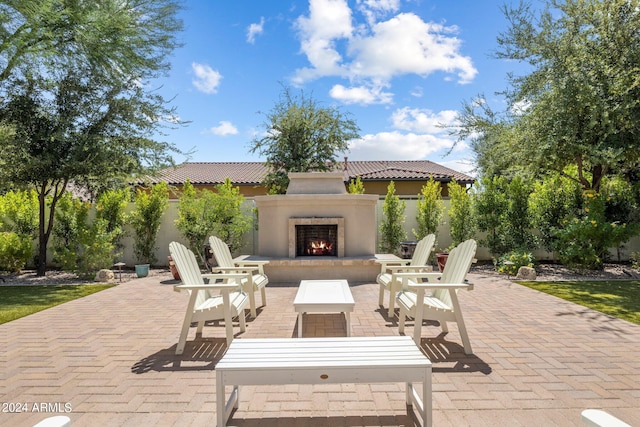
xmin=345 ymin=312 xmax=351 ymax=337
xmin=216 ymin=378 xmax=239 ymax=427
xmin=405 ymin=370 xmax=432 ymax=427
xmin=297 ymin=312 xmax=303 ymax=338
xmin=422 ymin=366 xmax=432 ymax=427
xmin=216 ymin=374 xmax=226 ymax=427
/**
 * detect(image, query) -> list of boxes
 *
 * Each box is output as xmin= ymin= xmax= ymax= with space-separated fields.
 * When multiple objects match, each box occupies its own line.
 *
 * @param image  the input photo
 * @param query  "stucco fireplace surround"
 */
xmin=252 ymin=172 xmax=393 ymax=282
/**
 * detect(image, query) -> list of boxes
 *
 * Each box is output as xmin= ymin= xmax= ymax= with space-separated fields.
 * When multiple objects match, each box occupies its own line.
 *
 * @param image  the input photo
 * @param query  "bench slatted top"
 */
xmin=216 ymin=336 xmax=430 ymax=372
xmin=216 ymin=336 xmax=432 ymax=427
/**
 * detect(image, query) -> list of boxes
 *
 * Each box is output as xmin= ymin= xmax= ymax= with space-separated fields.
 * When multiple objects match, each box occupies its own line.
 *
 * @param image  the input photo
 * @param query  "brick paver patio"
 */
xmin=1 ymin=269 xmax=639 ymax=426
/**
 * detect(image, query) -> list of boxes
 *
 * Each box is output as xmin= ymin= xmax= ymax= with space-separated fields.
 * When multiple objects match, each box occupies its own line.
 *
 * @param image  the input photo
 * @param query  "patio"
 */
xmin=1 ymin=270 xmax=639 ymax=426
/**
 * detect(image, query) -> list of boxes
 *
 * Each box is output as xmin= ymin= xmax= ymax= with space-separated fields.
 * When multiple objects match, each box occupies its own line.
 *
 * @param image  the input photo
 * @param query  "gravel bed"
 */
xmin=471 ymin=262 xmax=640 ymax=281
xmin=0 ymin=267 xmax=172 ymax=286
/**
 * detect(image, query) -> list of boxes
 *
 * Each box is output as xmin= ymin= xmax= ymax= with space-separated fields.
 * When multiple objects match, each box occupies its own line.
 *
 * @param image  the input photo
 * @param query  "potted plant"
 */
xmin=130 ymin=182 xmax=169 ymax=277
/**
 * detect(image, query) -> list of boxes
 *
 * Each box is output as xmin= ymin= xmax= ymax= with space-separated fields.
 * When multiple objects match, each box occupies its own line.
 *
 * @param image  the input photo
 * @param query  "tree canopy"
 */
xmin=0 ymin=0 xmax=184 ymax=274
xmin=455 ymin=0 xmax=640 ymax=191
xmin=250 ymin=86 xmax=360 ymax=194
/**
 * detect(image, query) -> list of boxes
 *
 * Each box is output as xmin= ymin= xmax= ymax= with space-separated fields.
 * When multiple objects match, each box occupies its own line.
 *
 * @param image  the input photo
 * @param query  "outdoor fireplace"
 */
xmin=255 ymin=172 xmax=377 ymax=259
xmin=296 ymin=224 xmax=338 ymax=256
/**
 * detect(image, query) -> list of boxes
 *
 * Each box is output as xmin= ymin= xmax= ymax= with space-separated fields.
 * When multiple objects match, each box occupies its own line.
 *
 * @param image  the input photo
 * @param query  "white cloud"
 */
xmin=347 ymin=131 xmax=454 ymax=160
xmin=391 ymin=107 xmax=458 ymax=134
xmin=293 ymin=2 xmax=478 ymax=100
xmin=343 ymin=106 xmax=475 ymax=174
xmin=348 ymin=13 xmax=477 ymax=83
xmin=439 ymin=158 xmax=477 ymax=177
xmin=293 ymin=0 xmax=354 ymax=82
xmin=356 ymin=0 xmax=400 ymax=25
xmin=410 ymin=86 xmax=423 ymax=98
xmin=329 ymin=83 xmax=393 ymax=104
xmin=192 ymin=63 xmax=222 ymax=94
xmin=247 ymin=17 xmax=265 ymax=44
xmin=209 ymin=121 xmax=239 ymax=136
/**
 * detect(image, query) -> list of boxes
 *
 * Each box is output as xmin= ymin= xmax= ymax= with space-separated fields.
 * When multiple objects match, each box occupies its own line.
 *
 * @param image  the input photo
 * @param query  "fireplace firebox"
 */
xmin=296 ymin=225 xmax=337 ymax=256
xmin=288 ymin=217 xmax=345 ymax=258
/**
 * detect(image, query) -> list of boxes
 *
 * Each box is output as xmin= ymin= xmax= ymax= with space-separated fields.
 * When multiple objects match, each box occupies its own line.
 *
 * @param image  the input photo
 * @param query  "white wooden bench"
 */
xmin=215 ymin=336 xmax=432 ymax=427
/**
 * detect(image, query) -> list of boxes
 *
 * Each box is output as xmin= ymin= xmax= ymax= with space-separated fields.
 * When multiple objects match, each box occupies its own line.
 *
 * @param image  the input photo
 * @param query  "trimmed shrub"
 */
xmin=0 ymin=232 xmax=33 ymax=272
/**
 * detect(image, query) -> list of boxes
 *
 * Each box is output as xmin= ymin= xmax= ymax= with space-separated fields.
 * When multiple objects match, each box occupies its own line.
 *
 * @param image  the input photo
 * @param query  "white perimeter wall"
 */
xmin=115 ymin=198 xmax=640 ymax=267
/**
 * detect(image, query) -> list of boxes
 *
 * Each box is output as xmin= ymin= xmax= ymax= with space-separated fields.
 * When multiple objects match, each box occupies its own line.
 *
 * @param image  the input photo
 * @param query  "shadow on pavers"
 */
xmin=418 ymin=334 xmax=492 ymax=375
xmin=131 ymin=337 xmax=227 ymax=373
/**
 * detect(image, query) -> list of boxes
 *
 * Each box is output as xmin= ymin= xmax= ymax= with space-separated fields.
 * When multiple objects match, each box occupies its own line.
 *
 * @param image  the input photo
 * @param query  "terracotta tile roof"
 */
xmin=150 ymin=160 xmax=474 ymax=186
xmin=344 ymin=160 xmax=473 ymax=183
xmin=149 ymin=162 xmax=267 ymax=185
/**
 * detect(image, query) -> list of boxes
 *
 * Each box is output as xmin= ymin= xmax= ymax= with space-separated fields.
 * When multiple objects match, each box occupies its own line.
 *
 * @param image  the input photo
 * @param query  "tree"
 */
xmin=379 ymin=181 xmax=406 ymax=254
xmin=52 ymin=193 xmax=116 ymax=278
xmin=175 ymin=179 xmax=210 ymax=263
xmin=130 ymin=182 xmax=169 ymax=265
xmin=473 ymin=176 xmax=510 ymax=256
xmin=176 ymin=178 xmax=253 ymax=264
xmin=347 ymin=175 xmax=365 ymax=194
xmin=413 ymin=176 xmax=445 ymax=241
xmin=250 ymin=86 xmax=360 ymax=194
xmin=0 ymin=0 xmax=183 ymax=275
xmin=492 ymin=0 xmax=640 ymax=191
xmin=95 ymin=188 xmax=130 ymax=261
xmin=447 ymin=180 xmax=475 ymax=247
xmin=208 ymin=178 xmax=252 ymax=254
xmin=528 ymin=174 xmax=582 ymax=256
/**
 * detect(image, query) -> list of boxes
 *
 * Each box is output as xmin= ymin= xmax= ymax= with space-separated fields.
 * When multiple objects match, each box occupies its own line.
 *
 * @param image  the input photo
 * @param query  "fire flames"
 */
xmin=306 ymin=240 xmax=334 ymax=256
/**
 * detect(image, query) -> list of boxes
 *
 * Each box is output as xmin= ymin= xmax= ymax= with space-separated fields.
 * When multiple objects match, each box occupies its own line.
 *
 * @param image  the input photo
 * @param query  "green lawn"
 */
xmin=0 ymin=284 xmax=115 ymax=324
xmin=516 ymin=280 xmax=640 ymax=325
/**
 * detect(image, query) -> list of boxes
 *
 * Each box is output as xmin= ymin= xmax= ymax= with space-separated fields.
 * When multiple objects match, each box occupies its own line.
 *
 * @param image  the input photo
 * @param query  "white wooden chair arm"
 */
xmin=406 ymin=282 xmax=474 ymax=291
xmin=235 ymin=260 xmax=269 ymax=267
xmin=391 ymin=271 xmax=442 ymax=281
xmin=375 ymin=259 xmax=411 ymax=269
xmin=202 ymin=272 xmax=250 ymax=281
xmin=384 ymin=265 xmax=433 ymax=273
xmin=173 ymin=282 xmax=241 ymax=293
xmin=211 ymin=266 xmax=256 ymax=274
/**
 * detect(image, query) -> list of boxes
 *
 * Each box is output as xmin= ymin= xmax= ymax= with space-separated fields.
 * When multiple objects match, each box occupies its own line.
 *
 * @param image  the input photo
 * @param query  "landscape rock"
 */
xmin=95 ymin=269 xmax=115 ymax=282
xmin=515 ymin=266 xmax=537 ymax=280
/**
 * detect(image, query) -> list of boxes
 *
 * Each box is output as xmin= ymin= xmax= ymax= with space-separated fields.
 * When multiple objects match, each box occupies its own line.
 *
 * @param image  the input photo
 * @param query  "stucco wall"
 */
xmin=115 ymin=198 xmax=640 ymax=267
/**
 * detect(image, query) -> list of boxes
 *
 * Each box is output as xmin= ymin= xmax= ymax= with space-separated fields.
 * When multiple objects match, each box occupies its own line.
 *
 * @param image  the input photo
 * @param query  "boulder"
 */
xmin=515 ymin=266 xmax=536 ymax=280
xmin=95 ymin=269 xmax=115 ymax=282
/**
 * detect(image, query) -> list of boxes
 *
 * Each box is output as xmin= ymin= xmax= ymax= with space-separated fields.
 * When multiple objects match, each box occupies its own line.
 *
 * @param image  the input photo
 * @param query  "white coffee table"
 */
xmin=293 ymin=279 xmax=355 ymax=338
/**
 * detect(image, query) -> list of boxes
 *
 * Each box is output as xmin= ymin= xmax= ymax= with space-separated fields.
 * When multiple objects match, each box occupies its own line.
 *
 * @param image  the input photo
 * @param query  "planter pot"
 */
xmin=436 ymin=253 xmax=449 ymax=272
xmin=168 ymin=256 xmax=180 ymax=280
xmin=135 ymin=264 xmax=150 ymax=278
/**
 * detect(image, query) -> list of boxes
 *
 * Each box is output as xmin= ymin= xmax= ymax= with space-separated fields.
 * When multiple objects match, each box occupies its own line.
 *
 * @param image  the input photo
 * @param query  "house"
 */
xmin=149 ymin=159 xmax=475 ymax=198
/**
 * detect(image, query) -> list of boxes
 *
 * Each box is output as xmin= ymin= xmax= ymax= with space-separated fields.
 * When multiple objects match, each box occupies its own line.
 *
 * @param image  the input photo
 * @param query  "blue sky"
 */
xmin=155 ymin=0 xmax=530 ymax=176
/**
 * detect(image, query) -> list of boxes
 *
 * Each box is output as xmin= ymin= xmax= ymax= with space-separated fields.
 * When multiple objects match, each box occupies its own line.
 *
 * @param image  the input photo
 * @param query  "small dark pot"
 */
xmin=168 ymin=256 xmax=180 ymax=280
xmin=436 ymin=253 xmax=449 ymax=272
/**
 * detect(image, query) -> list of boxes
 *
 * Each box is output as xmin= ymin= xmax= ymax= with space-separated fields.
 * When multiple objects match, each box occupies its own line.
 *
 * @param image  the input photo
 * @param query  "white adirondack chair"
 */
xmin=396 ymin=239 xmax=477 ymax=355
xmin=375 ymin=234 xmax=435 ymax=318
xmin=209 ymin=236 xmax=269 ymax=318
xmin=169 ymin=241 xmax=249 ymax=355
